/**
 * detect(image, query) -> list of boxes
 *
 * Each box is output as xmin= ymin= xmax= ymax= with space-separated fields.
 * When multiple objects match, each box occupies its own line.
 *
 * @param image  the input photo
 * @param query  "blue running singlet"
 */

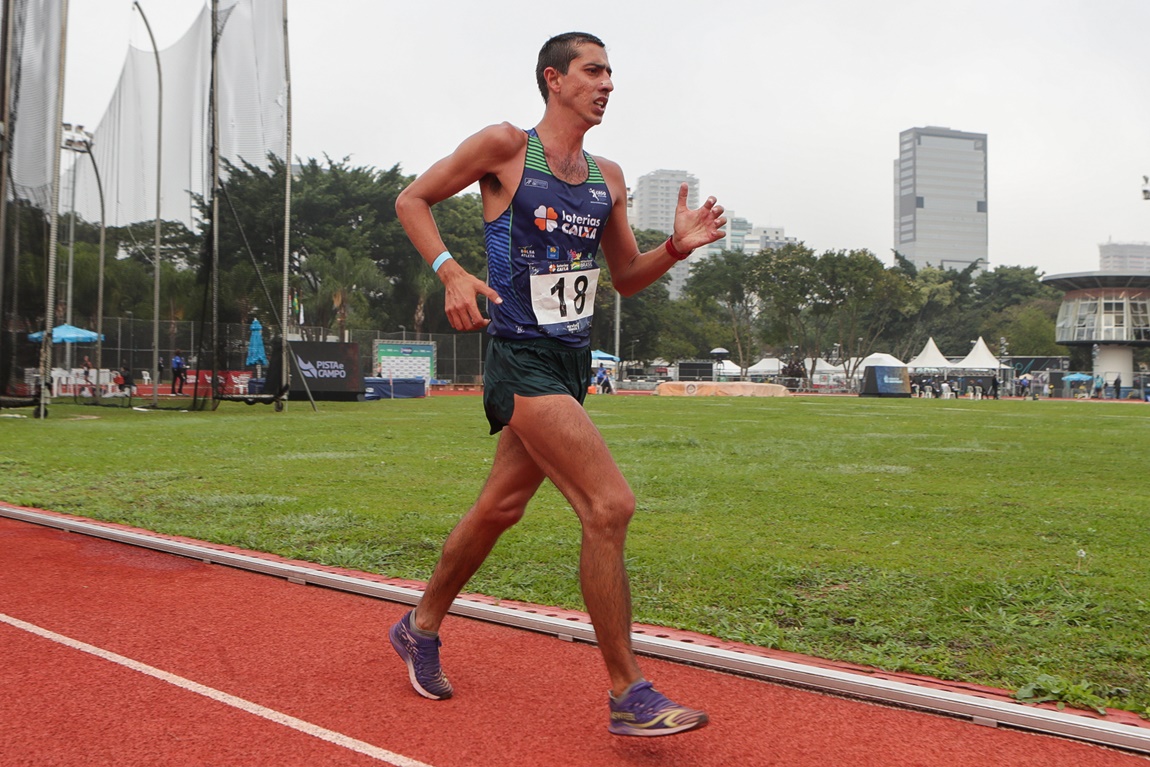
xmin=484 ymin=129 xmax=613 ymax=348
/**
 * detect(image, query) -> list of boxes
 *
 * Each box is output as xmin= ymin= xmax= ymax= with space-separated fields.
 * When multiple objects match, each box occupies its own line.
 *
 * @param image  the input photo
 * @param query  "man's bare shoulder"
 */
xmin=466 ymin=122 xmax=528 ymax=159
xmin=592 ymin=154 xmax=624 ymax=181
xmin=592 ymin=154 xmax=626 ymax=198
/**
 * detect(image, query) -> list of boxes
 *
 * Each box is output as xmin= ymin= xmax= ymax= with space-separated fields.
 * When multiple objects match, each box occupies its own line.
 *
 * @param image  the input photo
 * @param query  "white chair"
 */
xmin=141 ymin=370 xmax=152 ymax=385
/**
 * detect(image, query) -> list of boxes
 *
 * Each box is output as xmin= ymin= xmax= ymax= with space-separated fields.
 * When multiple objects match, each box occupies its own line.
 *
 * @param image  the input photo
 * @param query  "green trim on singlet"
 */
xmin=525 ymin=133 xmax=605 ymax=184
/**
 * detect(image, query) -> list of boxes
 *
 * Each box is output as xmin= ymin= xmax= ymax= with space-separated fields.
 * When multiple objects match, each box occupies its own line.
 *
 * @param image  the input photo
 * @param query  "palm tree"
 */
xmin=300 ymin=247 xmax=386 ymax=340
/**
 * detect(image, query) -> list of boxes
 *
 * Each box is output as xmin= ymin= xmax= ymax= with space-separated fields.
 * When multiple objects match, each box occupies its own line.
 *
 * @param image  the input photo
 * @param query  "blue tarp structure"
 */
xmin=245 ymin=319 xmax=269 ymax=367
xmin=591 ymin=349 xmax=619 ymax=361
xmin=1063 ymin=373 xmax=1092 ymax=383
xmin=27 ymin=323 xmax=103 ymax=343
xmin=364 ymin=377 xmax=426 ymax=399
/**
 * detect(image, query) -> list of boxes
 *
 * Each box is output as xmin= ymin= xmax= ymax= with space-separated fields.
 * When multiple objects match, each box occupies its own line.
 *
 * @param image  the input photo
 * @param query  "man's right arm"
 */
xmin=395 ymin=123 xmax=524 ymax=332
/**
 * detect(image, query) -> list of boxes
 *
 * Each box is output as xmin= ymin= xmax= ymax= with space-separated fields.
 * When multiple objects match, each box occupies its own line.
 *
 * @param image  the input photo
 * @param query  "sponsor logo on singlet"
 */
xmin=534 ymin=205 xmax=558 ymax=232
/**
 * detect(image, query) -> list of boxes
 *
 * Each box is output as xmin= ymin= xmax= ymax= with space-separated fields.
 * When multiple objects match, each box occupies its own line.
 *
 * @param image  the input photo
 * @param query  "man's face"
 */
xmin=554 ymin=45 xmax=613 ymax=125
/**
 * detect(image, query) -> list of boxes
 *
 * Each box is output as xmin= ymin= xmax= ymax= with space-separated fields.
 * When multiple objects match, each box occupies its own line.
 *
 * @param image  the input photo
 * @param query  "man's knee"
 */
xmin=471 ymin=493 xmax=529 ymax=531
xmin=582 ymin=488 xmax=635 ymax=537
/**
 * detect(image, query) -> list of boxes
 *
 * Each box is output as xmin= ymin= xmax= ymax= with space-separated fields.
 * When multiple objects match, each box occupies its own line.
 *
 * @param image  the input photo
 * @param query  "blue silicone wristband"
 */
xmin=432 ymin=251 xmax=454 ymax=273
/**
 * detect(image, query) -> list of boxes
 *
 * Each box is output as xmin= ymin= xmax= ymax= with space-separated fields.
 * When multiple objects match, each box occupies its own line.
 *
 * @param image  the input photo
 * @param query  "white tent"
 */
xmin=804 ymin=357 xmax=844 ymax=374
xmin=858 ymin=352 xmax=906 ymax=370
xmin=715 ymin=360 xmax=743 ymax=376
xmin=906 ymin=337 xmax=953 ymax=370
xmin=950 ymin=337 xmax=1007 ymax=370
xmin=747 ymin=357 xmax=782 ymax=375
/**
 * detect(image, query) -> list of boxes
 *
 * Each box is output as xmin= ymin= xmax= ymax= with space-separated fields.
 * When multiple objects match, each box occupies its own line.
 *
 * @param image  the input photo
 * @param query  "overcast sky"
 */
xmin=63 ymin=0 xmax=1150 ymax=277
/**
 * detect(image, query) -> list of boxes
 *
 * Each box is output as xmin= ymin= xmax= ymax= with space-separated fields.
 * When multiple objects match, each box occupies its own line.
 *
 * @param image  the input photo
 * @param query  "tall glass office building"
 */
xmin=894 ymin=126 xmax=988 ymax=273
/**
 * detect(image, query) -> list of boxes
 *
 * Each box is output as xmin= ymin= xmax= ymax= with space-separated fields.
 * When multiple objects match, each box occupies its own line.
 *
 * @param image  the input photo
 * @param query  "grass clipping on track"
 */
xmin=4 ymin=395 xmax=1149 ymax=717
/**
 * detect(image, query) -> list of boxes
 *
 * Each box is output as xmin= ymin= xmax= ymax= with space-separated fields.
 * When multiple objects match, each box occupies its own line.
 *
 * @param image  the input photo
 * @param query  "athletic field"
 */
xmin=3 ymin=394 xmax=1147 ymax=716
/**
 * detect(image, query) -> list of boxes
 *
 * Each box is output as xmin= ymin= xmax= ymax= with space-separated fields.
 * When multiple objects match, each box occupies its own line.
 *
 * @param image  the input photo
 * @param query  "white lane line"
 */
xmin=0 ymin=612 xmax=435 ymax=767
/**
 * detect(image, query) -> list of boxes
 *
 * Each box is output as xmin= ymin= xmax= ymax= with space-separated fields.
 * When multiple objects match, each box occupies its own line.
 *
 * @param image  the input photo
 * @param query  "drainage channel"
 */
xmin=4 ymin=502 xmax=1148 ymax=756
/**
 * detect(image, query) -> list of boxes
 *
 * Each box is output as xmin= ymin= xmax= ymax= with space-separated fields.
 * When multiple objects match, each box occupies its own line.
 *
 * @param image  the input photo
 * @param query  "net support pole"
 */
xmin=279 ymin=0 xmax=292 ymax=411
xmin=133 ymin=1 xmax=162 ymax=408
xmin=0 ymin=0 xmax=15 ymax=345
xmin=38 ymin=0 xmax=69 ymax=418
xmin=210 ymin=0 xmax=220 ymax=402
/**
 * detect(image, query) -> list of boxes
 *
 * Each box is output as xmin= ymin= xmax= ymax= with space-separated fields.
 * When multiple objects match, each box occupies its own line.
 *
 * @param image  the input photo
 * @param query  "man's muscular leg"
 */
xmin=413 ymin=428 xmax=545 ymax=634
xmin=506 ymin=393 xmax=643 ymax=696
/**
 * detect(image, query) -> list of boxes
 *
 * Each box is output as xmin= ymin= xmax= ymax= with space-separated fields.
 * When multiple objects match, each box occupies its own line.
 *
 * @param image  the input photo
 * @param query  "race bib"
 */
xmin=529 ymin=268 xmax=600 ymax=327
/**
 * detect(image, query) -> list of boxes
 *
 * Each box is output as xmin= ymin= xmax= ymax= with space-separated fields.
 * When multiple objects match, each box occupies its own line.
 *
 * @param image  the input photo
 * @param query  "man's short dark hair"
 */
xmin=536 ymin=32 xmax=606 ymax=103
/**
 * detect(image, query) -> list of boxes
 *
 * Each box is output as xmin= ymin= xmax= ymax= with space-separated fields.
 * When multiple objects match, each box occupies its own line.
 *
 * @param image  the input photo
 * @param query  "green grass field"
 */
xmin=3 ymin=393 xmax=1148 ymax=715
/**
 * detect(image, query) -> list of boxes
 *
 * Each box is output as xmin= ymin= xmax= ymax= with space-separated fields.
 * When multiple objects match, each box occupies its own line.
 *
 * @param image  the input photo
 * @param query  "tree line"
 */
xmin=5 ymin=154 xmax=1083 ymax=373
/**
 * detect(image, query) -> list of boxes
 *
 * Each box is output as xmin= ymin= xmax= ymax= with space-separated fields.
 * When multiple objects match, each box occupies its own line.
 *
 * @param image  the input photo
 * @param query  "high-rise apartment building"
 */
xmin=1099 ymin=242 xmax=1150 ymax=272
xmin=631 ymin=169 xmax=699 ymax=234
xmin=893 ymin=126 xmax=988 ymax=272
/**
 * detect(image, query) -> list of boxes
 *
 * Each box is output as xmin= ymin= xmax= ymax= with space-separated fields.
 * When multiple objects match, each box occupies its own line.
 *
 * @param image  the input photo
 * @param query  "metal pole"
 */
xmin=279 ymin=0 xmax=292 ymax=408
xmin=210 ymin=0 xmax=220 ymax=404
xmin=64 ymin=135 xmax=76 ymax=369
xmin=613 ymin=291 xmax=620 ymax=363
xmin=38 ymin=0 xmax=69 ymax=418
xmin=133 ymin=2 xmax=162 ymax=407
xmin=82 ymin=141 xmax=106 ymax=401
xmin=0 ymin=0 xmax=14 ymax=342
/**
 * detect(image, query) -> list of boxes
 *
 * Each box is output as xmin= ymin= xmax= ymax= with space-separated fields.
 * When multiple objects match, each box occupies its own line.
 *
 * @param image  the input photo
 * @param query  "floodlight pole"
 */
xmin=134 ymin=1 xmax=161 ymax=407
xmin=74 ymin=138 xmax=106 ymax=400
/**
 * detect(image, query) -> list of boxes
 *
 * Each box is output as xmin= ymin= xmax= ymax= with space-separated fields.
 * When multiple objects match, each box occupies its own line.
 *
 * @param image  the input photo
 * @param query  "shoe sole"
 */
xmin=389 ymin=623 xmax=452 ymax=700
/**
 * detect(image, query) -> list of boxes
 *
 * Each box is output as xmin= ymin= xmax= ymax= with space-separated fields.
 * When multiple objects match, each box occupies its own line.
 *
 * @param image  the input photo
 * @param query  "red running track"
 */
xmin=1 ymin=514 xmax=1146 ymax=767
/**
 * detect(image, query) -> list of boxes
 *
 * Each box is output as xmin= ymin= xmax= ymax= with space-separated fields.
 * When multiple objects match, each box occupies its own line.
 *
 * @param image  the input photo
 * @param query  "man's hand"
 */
xmin=671 ymin=182 xmax=727 ymax=254
xmin=439 ymin=260 xmax=502 ymax=332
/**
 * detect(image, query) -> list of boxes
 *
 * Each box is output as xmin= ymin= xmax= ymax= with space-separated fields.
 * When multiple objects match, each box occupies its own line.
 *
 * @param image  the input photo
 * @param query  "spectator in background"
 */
xmin=118 ymin=363 xmax=135 ymax=395
xmin=171 ymin=351 xmax=187 ymax=395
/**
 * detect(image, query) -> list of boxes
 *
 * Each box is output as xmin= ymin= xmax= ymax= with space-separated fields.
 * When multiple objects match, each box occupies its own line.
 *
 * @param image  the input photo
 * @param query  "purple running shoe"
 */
xmin=608 ymin=680 xmax=709 ymax=736
xmin=389 ymin=610 xmax=453 ymax=700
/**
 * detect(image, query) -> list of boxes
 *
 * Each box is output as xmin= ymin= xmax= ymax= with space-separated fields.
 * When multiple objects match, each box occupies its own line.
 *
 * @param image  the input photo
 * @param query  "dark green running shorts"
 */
xmin=483 ymin=336 xmax=591 ymax=434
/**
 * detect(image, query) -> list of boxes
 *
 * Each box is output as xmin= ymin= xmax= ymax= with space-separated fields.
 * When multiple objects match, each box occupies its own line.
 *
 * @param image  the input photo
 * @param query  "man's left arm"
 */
xmin=598 ymin=161 xmax=726 ymax=297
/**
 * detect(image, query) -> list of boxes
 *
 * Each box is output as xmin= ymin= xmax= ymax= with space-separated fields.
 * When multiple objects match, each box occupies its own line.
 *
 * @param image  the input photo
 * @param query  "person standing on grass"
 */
xmin=390 ymin=31 xmax=725 ymax=737
xmin=171 ymin=351 xmax=186 ymax=395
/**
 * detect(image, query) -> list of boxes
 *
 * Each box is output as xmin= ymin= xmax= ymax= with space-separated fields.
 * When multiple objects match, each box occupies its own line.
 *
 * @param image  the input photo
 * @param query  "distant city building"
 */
xmin=630 ymin=169 xmax=797 ymax=299
xmin=1043 ymin=271 xmax=1150 ymax=397
xmin=746 ymin=225 xmax=798 ymax=253
xmin=893 ymin=126 xmax=988 ymax=273
xmin=1099 ymin=241 xmax=1150 ymax=272
xmin=670 ymin=215 xmax=797 ymax=300
xmin=631 ymin=169 xmax=699 ymax=234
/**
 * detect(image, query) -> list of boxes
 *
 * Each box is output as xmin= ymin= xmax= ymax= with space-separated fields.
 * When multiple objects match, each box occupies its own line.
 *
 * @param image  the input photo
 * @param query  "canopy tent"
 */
xmin=950 ymin=337 xmax=1008 ymax=370
xmin=27 ymin=324 xmax=104 ymax=344
xmin=855 ymin=352 xmax=906 ymax=374
xmin=747 ymin=357 xmax=782 ymax=375
xmin=803 ymin=357 xmax=844 ymax=374
xmin=591 ymin=350 xmax=619 ymax=362
xmin=715 ymin=359 xmax=743 ymax=376
xmin=1063 ymin=372 xmax=1093 ymax=383
xmin=906 ymin=337 xmax=953 ymax=369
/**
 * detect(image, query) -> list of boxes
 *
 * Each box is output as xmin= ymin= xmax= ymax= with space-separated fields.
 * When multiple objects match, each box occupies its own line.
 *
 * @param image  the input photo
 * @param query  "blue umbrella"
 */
xmin=245 ymin=319 xmax=269 ymax=366
xmin=27 ymin=323 xmax=103 ymax=343
xmin=1062 ymin=372 xmax=1092 ymax=383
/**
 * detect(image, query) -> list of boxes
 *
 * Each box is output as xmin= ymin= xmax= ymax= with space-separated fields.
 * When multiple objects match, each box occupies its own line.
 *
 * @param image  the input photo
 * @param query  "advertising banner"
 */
xmin=374 ymin=342 xmax=436 ymax=382
xmin=860 ymin=366 xmax=911 ymax=397
xmin=269 ymin=342 xmax=363 ymax=401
